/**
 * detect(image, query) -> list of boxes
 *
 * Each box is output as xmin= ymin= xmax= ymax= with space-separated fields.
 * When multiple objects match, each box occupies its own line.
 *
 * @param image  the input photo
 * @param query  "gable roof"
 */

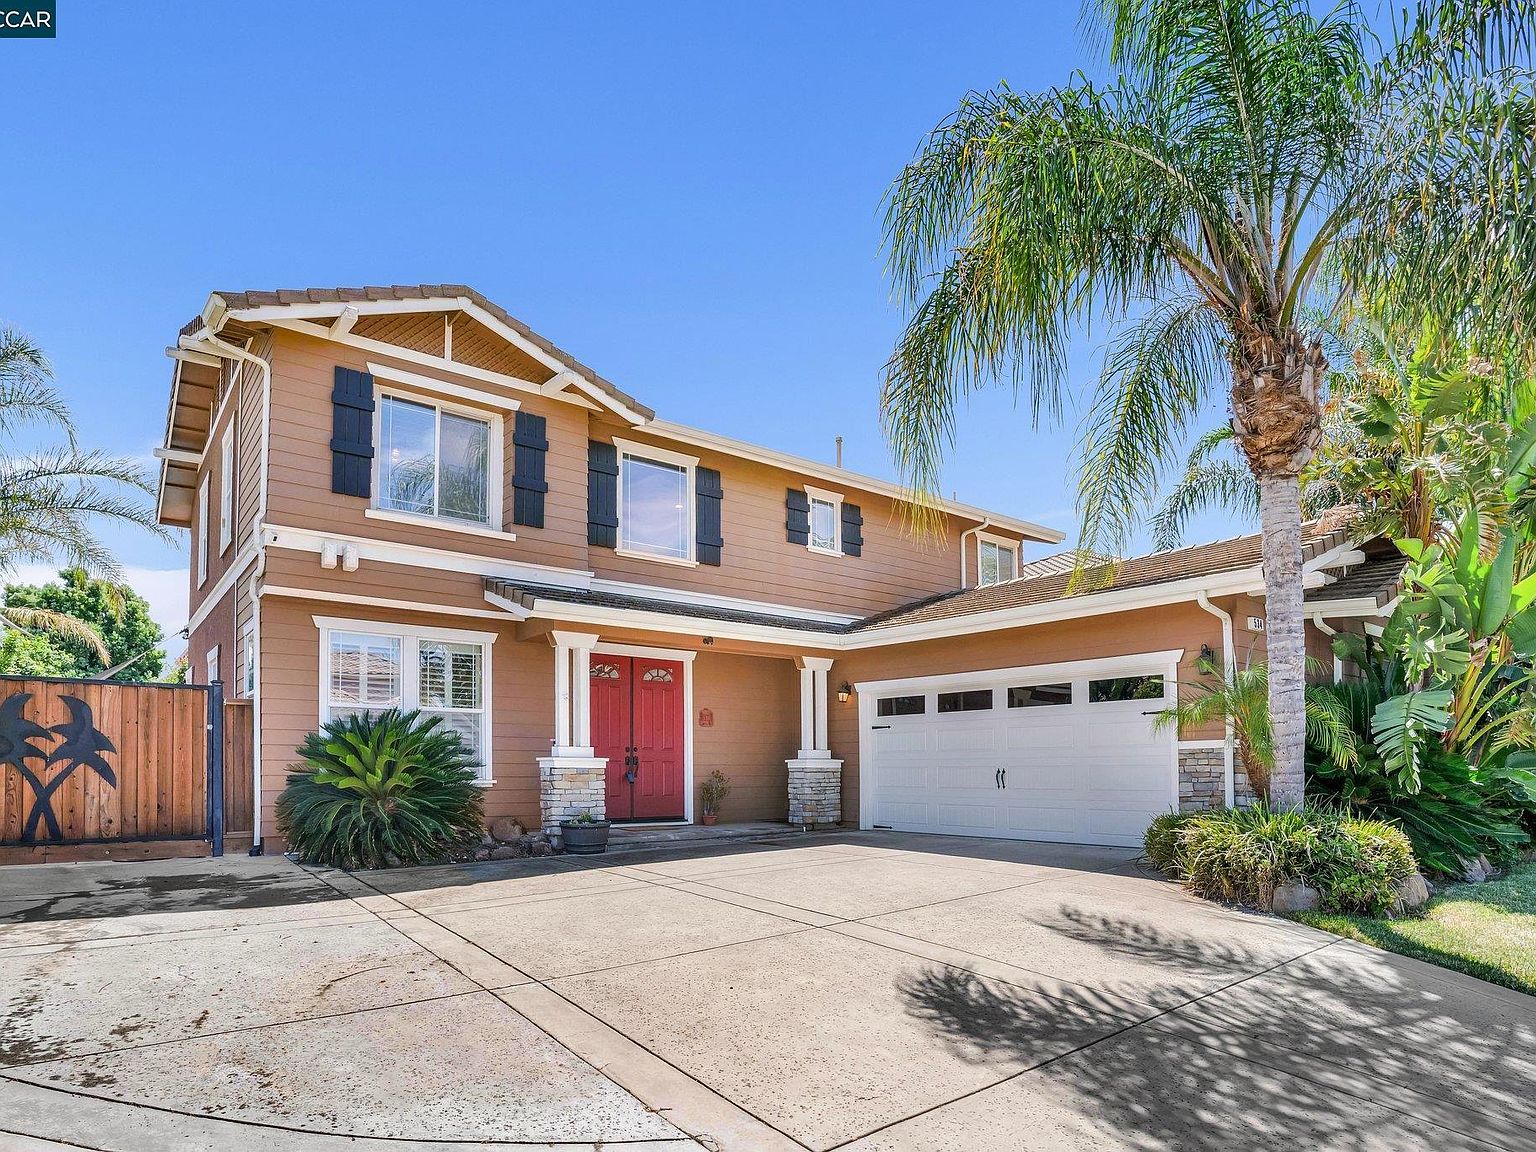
xmin=200 ymin=284 xmax=654 ymax=420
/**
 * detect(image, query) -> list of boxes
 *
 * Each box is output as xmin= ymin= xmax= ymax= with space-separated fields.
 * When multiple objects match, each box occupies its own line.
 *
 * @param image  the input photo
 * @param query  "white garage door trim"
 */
xmin=855 ymin=649 xmax=1183 ymax=845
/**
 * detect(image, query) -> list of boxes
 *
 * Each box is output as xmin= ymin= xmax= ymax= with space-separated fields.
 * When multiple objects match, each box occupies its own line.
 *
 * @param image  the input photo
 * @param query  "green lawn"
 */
xmin=1293 ymin=861 xmax=1536 ymax=997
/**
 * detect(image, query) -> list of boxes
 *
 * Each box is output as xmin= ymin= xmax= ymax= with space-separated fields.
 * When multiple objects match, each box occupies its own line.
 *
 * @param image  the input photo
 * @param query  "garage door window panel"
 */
xmin=1088 ymin=675 xmax=1165 ymax=702
xmin=1007 ymin=683 xmax=1072 ymax=708
xmin=937 ymin=689 xmax=994 ymax=713
xmin=877 ymin=694 xmax=926 ymax=717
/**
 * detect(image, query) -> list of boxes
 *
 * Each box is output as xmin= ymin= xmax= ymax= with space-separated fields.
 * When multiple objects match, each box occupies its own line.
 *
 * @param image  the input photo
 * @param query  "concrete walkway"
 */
xmin=2 ymin=832 xmax=1533 ymax=1151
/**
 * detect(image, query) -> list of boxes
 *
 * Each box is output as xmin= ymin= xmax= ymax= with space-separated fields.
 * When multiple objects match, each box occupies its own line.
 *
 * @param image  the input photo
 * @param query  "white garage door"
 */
xmin=860 ymin=656 xmax=1179 ymax=847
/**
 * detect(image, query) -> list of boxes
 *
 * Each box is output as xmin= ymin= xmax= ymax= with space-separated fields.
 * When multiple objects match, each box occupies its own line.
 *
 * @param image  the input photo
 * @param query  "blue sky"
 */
xmin=2 ymin=1 xmax=1240 ymax=639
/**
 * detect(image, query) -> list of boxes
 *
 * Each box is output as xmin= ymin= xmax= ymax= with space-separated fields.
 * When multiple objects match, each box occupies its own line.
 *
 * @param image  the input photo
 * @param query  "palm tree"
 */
xmin=1151 ymin=326 xmax=1532 ymax=550
xmin=0 ymin=326 xmax=168 ymax=658
xmin=881 ymin=0 xmax=1533 ymax=807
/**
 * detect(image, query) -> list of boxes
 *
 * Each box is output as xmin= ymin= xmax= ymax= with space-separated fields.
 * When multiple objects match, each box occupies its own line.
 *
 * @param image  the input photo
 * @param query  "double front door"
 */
xmin=590 ymin=655 xmax=685 ymax=820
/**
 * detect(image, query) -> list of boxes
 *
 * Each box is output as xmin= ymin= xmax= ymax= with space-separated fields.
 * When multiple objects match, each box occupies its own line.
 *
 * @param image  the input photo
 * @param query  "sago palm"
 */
xmin=882 ymin=0 xmax=1533 ymax=806
xmin=0 ymin=326 xmax=167 ymax=655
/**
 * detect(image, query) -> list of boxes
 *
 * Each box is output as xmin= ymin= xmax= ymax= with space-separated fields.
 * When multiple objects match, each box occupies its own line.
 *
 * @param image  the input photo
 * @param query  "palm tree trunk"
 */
xmin=1259 ymin=474 xmax=1307 ymax=809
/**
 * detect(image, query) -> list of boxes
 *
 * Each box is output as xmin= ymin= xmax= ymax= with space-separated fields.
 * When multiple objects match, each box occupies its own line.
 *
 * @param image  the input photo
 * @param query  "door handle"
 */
xmin=871 ymin=724 xmax=891 ymax=730
xmin=1000 ymin=768 xmax=1007 ymax=789
xmin=995 ymin=768 xmax=1002 ymax=789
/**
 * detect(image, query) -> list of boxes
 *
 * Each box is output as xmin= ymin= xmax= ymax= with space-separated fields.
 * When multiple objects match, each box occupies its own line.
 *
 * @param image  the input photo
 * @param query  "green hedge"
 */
xmin=1144 ymin=804 xmax=1417 ymax=915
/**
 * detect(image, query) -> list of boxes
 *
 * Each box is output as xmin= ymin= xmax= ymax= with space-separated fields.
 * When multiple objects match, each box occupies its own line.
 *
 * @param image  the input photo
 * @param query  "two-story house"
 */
xmin=155 ymin=285 xmax=1401 ymax=852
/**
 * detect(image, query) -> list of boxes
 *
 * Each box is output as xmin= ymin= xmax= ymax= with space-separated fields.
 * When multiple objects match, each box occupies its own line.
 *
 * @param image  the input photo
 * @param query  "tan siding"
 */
xmin=186 ymin=367 xmax=244 ymax=620
xmin=235 ymin=331 xmax=271 ymax=548
xmin=257 ymin=599 xmax=558 ymax=848
xmin=692 ymin=651 xmax=799 ymax=822
xmin=263 ymin=329 xmax=591 ymax=573
xmin=585 ymin=420 xmax=1002 ymax=617
xmin=261 ymin=550 xmax=501 ymax=616
xmin=187 ymin=582 xmax=237 ymax=689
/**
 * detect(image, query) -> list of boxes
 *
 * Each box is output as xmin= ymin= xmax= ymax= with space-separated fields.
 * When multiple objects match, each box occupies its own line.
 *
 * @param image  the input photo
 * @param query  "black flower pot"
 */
xmin=560 ymin=820 xmax=611 ymax=854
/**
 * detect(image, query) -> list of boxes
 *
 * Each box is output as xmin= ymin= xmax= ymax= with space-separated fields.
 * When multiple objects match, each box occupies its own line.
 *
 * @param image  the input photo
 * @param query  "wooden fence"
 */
xmin=0 ymin=676 xmax=251 ymax=863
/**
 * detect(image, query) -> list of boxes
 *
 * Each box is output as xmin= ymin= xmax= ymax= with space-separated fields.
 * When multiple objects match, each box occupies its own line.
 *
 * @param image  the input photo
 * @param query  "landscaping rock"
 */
xmin=474 ymin=847 xmax=491 ymax=861
xmin=488 ymin=817 xmax=526 ymax=843
xmin=1459 ymin=855 xmax=1490 ymax=883
xmin=1391 ymin=873 xmax=1432 ymax=916
xmin=1269 ymin=882 xmax=1321 ymax=913
xmin=489 ymin=843 xmax=530 ymax=861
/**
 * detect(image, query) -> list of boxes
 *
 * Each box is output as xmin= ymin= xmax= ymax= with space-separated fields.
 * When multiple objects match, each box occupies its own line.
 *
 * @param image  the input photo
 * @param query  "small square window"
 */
xmin=1008 ymin=683 xmax=1072 ymax=707
xmin=937 ymin=689 xmax=993 ymax=713
xmin=876 ymin=695 xmax=926 ymax=717
xmin=1088 ymin=675 xmax=1164 ymax=702
xmin=378 ymin=395 xmax=494 ymax=527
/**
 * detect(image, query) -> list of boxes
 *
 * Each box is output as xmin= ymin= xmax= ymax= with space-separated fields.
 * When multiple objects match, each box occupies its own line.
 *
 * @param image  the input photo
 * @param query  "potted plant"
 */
xmin=700 ymin=769 xmax=731 ymax=826
xmin=559 ymin=810 xmax=610 ymax=855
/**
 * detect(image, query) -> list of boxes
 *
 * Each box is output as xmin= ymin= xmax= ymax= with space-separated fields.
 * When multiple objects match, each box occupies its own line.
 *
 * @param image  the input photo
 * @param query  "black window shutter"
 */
xmin=696 ymin=466 xmax=723 ymax=566
xmin=588 ymin=440 xmax=619 ymax=548
xmin=511 ymin=411 xmax=549 ymax=528
xmin=785 ymin=488 xmax=810 ymax=544
xmin=841 ymin=502 xmax=864 ymax=557
xmin=330 ymin=367 xmax=374 ymax=498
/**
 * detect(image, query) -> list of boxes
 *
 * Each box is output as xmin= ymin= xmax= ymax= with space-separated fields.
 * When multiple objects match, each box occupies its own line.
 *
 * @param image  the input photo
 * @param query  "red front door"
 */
xmin=590 ymin=655 xmax=685 ymax=820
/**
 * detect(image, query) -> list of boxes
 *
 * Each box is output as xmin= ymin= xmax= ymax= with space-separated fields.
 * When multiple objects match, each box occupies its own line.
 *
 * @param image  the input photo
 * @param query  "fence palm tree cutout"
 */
xmin=0 ymin=692 xmax=117 ymax=843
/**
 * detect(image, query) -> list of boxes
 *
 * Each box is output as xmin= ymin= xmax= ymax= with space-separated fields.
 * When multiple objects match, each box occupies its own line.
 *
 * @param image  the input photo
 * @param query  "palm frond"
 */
xmin=1075 ymin=298 xmax=1228 ymax=579
xmin=0 ymin=606 xmax=110 ymax=662
xmin=0 ymin=327 xmax=73 ymax=446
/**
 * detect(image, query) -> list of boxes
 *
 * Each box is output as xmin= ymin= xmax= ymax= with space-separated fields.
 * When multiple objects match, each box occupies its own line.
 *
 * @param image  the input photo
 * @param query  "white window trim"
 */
xmin=372 ymin=387 xmax=505 ymax=532
xmin=314 ymin=615 xmax=498 ymax=785
xmin=976 ymin=531 xmax=1021 ymax=587
xmin=804 ymin=484 xmax=844 ymax=557
xmin=195 ymin=475 xmax=210 ymax=588
xmin=218 ymin=423 xmax=235 ymax=555
xmin=205 ymin=645 xmax=220 ymax=686
xmin=612 ymin=436 xmax=699 ymax=568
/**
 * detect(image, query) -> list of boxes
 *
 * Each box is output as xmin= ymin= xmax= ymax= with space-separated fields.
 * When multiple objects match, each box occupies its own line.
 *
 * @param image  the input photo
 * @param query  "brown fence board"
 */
xmin=0 ymin=676 xmax=247 ymax=860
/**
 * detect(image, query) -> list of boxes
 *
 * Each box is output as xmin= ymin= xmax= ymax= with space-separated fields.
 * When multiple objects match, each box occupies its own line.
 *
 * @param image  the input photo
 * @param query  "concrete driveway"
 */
xmin=2 ymin=831 xmax=1533 ymax=1151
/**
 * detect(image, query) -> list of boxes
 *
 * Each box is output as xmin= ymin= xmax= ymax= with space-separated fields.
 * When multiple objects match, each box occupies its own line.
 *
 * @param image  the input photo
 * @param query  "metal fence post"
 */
xmin=208 ymin=680 xmax=225 ymax=858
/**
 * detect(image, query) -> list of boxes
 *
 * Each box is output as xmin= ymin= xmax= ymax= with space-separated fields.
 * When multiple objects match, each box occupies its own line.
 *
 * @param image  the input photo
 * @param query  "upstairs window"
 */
xmin=218 ymin=424 xmax=235 ymax=554
xmin=195 ymin=475 xmax=210 ymax=588
xmin=378 ymin=394 xmax=494 ymax=527
xmin=978 ymin=537 xmax=1018 ymax=586
xmin=618 ymin=442 xmax=694 ymax=563
xmin=805 ymin=485 xmax=843 ymax=556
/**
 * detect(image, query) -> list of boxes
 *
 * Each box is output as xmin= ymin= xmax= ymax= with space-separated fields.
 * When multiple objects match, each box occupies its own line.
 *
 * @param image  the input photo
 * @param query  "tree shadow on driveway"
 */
xmin=893 ymin=908 xmax=1536 ymax=1152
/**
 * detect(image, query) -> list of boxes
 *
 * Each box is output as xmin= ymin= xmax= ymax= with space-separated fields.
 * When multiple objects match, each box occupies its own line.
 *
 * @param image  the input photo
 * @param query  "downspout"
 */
xmin=1195 ymin=591 xmax=1237 ymax=808
xmin=1312 ymin=614 xmax=1342 ymax=683
xmin=959 ymin=518 xmax=993 ymax=589
xmin=181 ymin=326 xmax=274 ymax=852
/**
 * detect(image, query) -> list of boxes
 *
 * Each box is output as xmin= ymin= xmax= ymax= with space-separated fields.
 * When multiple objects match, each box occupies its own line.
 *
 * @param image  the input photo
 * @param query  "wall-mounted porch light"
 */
xmin=837 ymin=681 xmax=853 ymax=703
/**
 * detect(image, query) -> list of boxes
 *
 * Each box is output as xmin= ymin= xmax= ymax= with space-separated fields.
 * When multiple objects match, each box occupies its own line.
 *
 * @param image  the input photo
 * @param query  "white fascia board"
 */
xmin=262 ymin=524 xmax=594 ymax=588
xmin=222 ymin=297 xmax=463 ymax=324
xmin=640 ymin=418 xmax=1064 ymax=544
xmin=366 ymin=361 xmax=523 ymax=412
xmin=1306 ymin=595 xmax=1398 ymax=617
xmin=1303 ymin=536 xmax=1373 ymax=574
xmin=264 ymin=584 xmax=513 ymax=623
xmin=153 ymin=446 xmax=201 ymax=466
xmin=483 ymin=588 xmax=533 ymax=620
xmin=854 ymin=649 xmax=1185 ymax=695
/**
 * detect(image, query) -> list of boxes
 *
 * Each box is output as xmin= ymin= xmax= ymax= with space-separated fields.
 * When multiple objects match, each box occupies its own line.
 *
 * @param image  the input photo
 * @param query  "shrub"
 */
xmin=1143 ymin=811 xmax=1195 ymax=876
xmin=1169 ymin=803 xmax=1417 ymax=916
xmin=276 ymin=709 xmax=485 ymax=870
xmin=700 ymin=769 xmax=731 ymax=816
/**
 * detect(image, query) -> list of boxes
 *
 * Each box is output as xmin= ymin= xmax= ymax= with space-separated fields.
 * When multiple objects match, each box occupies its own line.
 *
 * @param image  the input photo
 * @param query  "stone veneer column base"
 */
xmin=787 ymin=758 xmax=843 ymax=827
xmin=538 ymin=756 xmax=608 ymax=840
xmin=1177 ymin=747 xmax=1257 ymax=812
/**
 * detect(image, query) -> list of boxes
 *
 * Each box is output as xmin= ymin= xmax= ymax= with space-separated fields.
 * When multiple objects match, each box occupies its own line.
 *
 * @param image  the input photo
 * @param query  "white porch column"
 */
xmin=795 ymin=655 xmax=834 ymax=758
xmin=789 ymin=655 xmax=842 ymax=827
xmin=540 ymin=630 xmax=605 ymax=839
xmin=549 ymin=630 xmax=599 ymax=757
